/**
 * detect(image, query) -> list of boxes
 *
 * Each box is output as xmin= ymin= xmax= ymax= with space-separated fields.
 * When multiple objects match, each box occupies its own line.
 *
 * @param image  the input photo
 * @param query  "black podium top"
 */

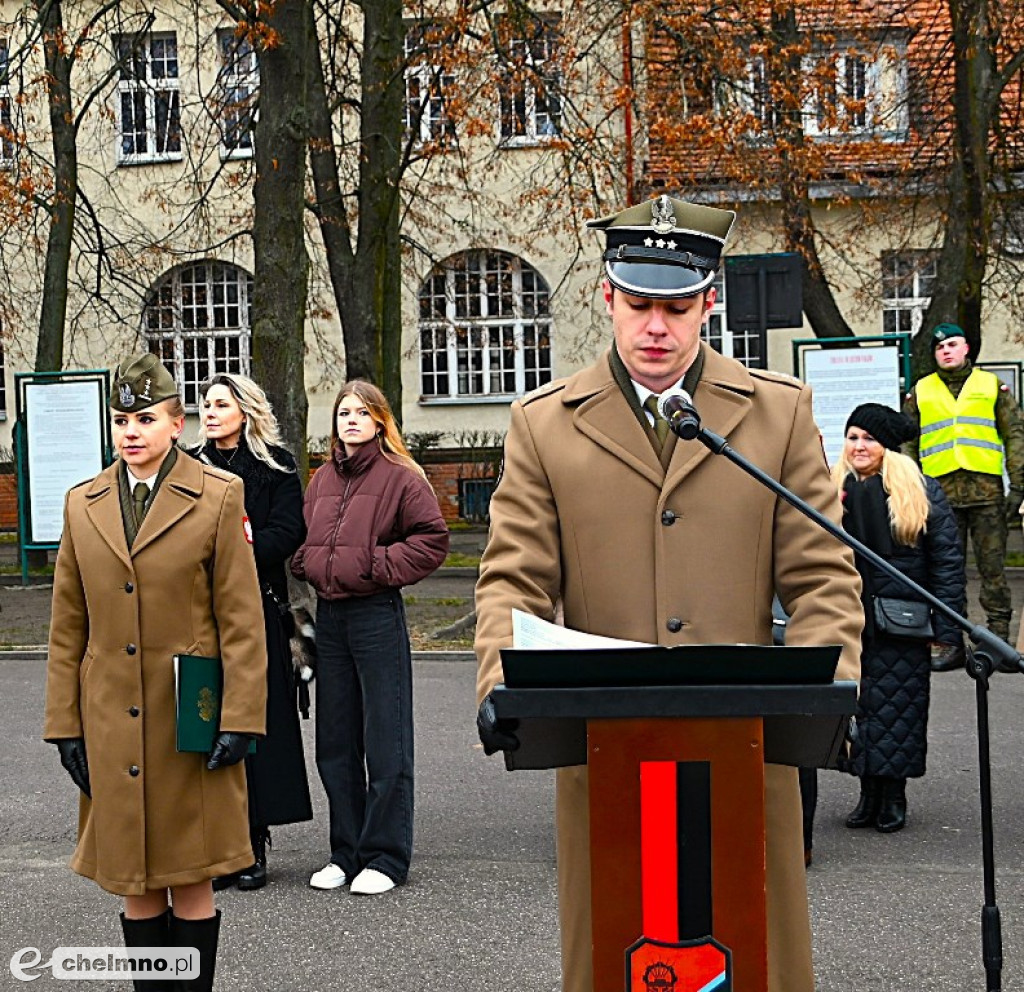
xmin=500 ymin=643 xmax=841 ymax=688
xmin=489 ymin=681 xmax=858 ymax=771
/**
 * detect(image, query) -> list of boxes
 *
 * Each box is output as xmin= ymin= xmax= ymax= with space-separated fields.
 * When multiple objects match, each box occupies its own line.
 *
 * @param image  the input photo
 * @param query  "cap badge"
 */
xmin=119 ymin=383 xmax=136 ymax=409
xmin=651 ymin=195 xmax=676 ymax=235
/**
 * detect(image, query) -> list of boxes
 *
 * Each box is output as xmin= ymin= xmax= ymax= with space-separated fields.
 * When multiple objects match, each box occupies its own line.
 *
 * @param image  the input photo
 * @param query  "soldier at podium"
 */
xmin=474 ymin=195 xmax=864 ymax=992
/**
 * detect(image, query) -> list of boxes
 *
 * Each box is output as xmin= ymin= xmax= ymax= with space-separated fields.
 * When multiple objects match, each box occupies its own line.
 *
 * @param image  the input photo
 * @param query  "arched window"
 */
xmin=419 ymin=250 xmax=552 ymax=400
xmin=143 ymin=262 xmax=252 ymax=408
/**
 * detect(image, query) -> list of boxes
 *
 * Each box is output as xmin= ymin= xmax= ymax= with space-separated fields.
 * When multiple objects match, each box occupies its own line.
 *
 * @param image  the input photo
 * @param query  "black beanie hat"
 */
xmin=845 ymin=403 xmax=917 ymax=452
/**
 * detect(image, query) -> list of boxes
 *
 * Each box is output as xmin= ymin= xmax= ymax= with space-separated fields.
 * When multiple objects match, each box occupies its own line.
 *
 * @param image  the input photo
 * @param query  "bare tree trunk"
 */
xmin=252 ymin=0 xmax=310 ymax=474
xmin=34 ymin=0 xmax=76 ymax=373
xmin=306 ymin=11 xmax=355 ymax=356
xmin=772 ymin=2 xmax=855 ymax=341
xmin=343 ymin=0 xmax=405 ymax=417
xmin=917 ymin=0 xmax=995 ymax=378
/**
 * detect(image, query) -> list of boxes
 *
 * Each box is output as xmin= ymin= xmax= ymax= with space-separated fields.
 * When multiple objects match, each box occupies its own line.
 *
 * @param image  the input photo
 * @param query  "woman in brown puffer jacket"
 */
xmin=291 ymin=379 xmax=448 ymax=895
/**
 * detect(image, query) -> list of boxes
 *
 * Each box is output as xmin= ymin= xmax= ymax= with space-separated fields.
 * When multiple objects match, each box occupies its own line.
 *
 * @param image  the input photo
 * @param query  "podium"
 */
xmin=489 ymin=645 xmax=857 ymax=992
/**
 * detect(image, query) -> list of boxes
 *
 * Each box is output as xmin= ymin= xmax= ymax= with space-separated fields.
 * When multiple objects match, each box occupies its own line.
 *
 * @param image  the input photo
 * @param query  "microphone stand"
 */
xmin=672 ymin=410 xmax=1017 ymax=992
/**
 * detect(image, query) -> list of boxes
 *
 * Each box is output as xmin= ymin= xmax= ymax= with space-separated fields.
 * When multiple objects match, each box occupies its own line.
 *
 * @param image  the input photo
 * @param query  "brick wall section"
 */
xmin=307 ymin=452 xmax=498 ymax=524
xmin=0 ymin=450 xmax=496 ymax=534
xmin=424 ymin=462 xmax=464 ymax=523
xmin=310 ymin=461 xmax=479 ymax=523
xmin=0 ymin=474 xmax=17 ymax=531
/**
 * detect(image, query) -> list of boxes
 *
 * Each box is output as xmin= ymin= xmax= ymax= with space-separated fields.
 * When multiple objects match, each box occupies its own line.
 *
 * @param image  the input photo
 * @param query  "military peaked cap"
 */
xmin=587 ymin=194 xmax=736 ymax=299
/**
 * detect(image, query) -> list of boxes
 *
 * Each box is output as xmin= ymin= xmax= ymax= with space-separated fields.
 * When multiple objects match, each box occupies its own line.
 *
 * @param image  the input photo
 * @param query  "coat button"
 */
xmin=129 ymin=765 xmax=140 ymax=777
xmin=126 ymin=644 xmax=137 ymax=655
xmin=666 ymin=618 xmax=684 ymax=633
xmin=124 ymin=582 xmax=134 ymax=593
xmin=129 ymin=706 xmax=140 ymax=718
xmin=661 ymin=510 xmax=676 ymax=526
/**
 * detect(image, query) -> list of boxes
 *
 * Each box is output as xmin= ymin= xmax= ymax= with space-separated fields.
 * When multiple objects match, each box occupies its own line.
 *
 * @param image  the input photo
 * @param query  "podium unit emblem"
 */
xmin=627 ymin=936 xmax=731 ymax=992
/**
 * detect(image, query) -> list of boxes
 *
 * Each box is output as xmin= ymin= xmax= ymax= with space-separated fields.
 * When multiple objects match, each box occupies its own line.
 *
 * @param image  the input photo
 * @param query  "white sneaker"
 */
xmin=309 ymin=863 xmax=347 ymax=890
xmin=349 ymin=868 xmax=396 ymax=895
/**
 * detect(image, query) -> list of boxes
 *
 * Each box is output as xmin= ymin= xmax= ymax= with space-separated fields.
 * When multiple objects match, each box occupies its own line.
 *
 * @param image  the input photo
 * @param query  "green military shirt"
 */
xmin=902 ymin=361 xmax=1024 ymax=507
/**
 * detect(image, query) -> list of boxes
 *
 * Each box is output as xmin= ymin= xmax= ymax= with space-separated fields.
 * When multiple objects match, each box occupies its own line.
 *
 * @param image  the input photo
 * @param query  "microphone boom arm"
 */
xmin=688 ymin=415 xmax=1010 ymax=992
xmin=694 ymin=425 xmax=1018 ymax=673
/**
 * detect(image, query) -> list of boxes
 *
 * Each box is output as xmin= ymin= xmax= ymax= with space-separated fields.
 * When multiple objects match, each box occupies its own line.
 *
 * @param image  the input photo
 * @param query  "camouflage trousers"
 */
xmin=952 ymin=502 xmax=1011 ymax=639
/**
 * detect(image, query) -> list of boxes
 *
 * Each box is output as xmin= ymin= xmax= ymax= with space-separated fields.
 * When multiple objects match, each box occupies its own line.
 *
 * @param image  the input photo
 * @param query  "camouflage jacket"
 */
xmin=902 ymin=362 xmax=1024 ymax=507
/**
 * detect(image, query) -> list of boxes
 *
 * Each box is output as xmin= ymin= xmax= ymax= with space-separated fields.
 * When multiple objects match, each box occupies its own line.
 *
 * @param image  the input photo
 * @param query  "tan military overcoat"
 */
xmin=476 ymin=345 xmax=863 ymax=992
xmin=44 ymin=454 xmax=267 ymax=896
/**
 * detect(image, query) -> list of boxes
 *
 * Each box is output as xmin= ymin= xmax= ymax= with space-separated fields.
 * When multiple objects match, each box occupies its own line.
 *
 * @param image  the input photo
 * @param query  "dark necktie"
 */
xmin=643 ymin=395 xmax=669 ymax=449
xmin=132 ymin=483 xmax=151 ymax=528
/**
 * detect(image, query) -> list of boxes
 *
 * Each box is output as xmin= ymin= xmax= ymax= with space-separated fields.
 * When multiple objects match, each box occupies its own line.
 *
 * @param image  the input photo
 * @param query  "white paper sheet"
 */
xmin=511 ymin=609 xmax=652 ymax=650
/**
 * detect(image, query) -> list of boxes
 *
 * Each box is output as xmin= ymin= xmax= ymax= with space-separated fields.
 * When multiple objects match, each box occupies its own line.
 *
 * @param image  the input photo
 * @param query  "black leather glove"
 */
xmin=207 ymin=732 xmax=252 ymax=770
xmin=54 ymin=738 xmax=91 ymax=797
xmin=476 ymin=696 xmax=520 ymax=756
xmin=1005 ymin=487 xmax=1024 ymax=527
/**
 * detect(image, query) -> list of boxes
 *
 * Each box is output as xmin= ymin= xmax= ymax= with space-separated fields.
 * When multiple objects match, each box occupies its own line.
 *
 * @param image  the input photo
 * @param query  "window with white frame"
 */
xmin=116 ymin=32 xmax=181 ymax=164
xmin=715 ymin=56 xmax=777 ymax=129
xmin=717 ymin=37 xmax=908 ymax=141
xmin=216 ymin=29 xmax=257 ymax=157
xmin=699 ymin=272 xmax=763 ymax=368
xmin=404 ymin=20 xmax=456 ymax=145
xmin=0 ymin=38 xmax=13 ymax=166
xmin=881 ymin=251 xmax=936 ymax=335
xmin=419 ymin=250 xmax=553 ymax=400
xmin=498 ymin=15 xmax=561 ymax=144
xmin=804 ymin=42 xmax=908 ymax=139
xmin=144 ymin=262 xmax=252 ymax=408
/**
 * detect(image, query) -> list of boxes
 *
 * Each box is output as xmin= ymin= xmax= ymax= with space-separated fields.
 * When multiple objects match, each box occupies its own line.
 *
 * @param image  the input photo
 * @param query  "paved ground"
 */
xmin=4 ymin=532 xmax=1024 ymax=990
xmin=4 ymin=650 xmax=1024 ymax=990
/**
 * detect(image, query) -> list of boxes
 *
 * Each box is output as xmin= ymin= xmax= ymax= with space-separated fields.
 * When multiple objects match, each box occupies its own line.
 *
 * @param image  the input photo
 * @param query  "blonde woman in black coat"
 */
xmin=193 ymin=373 xmax=312 ymax=889
xmin=833 ymin=403 xmax=966 ymax=832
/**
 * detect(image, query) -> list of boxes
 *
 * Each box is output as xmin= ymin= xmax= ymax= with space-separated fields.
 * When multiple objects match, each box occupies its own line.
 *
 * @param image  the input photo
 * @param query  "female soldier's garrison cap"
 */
xmin=110 ymin=353 xmax=179 ymax=412
xmin=587 ymin=194 xmax=736 ymax=299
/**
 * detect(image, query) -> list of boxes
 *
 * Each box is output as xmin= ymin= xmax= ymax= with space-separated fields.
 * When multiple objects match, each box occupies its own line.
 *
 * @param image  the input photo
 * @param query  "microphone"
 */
xmin=657 ymin=388 xmax=701 ymax=441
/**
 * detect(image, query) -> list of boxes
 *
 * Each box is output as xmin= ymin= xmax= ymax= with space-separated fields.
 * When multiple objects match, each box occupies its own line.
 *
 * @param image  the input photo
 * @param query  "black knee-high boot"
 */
xmin=120 ymin=910 xmax=171 ymax=991
xmin=845 ymin=775 xmax=881 ymax=828
xmin=238 ymin=824 xmax=269 ymax=890
xmin=169 ymin=911 xmax=220 ymax=992
xmin=875 ymin=777 xmax=907 ymax=833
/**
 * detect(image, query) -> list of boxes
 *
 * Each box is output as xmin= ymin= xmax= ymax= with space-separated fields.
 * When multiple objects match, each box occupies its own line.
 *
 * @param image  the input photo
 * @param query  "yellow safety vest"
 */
xmin=916 ymin=369 xmax=1004 ymax=477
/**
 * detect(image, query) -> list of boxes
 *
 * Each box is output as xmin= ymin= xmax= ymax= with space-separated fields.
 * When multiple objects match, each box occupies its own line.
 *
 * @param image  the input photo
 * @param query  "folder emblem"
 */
xmin=197 ymin=686 xmax=217 ymax=723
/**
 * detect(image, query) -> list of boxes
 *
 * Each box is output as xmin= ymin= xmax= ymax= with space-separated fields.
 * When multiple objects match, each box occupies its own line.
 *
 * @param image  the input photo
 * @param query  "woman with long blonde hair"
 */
xmin=191 ymin=372 xmax=312 ymax=892
xmin=832 ymin=403 xmax=965 ymax=833
xmin=292 ymin=379 xmax=448 ymax=895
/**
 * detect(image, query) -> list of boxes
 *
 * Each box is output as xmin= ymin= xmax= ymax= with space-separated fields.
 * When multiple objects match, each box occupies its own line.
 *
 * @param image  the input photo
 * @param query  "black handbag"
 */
xmin=872 ymin=596 xmax=934 ymax=640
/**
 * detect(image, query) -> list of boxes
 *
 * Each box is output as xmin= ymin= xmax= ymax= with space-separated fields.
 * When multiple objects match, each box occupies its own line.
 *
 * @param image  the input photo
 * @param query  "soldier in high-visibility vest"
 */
xmin=903 ymin=323 xmax=1024 ymax=671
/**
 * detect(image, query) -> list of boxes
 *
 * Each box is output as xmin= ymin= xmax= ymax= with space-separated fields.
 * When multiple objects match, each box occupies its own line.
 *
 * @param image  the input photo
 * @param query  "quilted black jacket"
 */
xmin=848 ymin=476 xmax=966 ymax=778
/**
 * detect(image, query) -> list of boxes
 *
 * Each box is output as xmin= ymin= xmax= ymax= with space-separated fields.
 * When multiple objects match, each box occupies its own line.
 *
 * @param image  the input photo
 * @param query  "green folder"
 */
xmin=173 ymin=654 xmax=256 ymax=755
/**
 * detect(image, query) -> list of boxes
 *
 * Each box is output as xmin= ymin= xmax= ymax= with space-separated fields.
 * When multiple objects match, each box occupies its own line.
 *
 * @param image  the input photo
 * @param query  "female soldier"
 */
xmin=292 ymin=380 xmax=448 ymax=895
xmin=833 ymin=403 xmax=965 ymax=832
xmin=44 ymin=354 xmax=267 ymax=991
xmin=194 ymin=372 xmax=312 ymax=890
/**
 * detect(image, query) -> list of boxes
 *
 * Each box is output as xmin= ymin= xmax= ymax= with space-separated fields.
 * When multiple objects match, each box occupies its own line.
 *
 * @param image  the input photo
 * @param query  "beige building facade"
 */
xmin=0 ymin=2 xmax=1020 ymax=510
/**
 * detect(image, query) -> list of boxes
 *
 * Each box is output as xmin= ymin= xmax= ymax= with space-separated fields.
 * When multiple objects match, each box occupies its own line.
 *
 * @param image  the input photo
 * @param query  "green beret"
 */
xmin=932 ymin=323 xmax=967 ymax=347
xmin=587 ymin=194 xmax=736 ymax=299
xmin=110 ymin=354 xmax=179 ymax=411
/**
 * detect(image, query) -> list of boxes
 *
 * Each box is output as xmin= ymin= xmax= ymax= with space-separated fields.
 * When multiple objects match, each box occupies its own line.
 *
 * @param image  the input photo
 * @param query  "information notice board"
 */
xmin=801 ymin=345 xmax=903 ymax=466
xmin=18 ymin=374 xmax=108 ymax=545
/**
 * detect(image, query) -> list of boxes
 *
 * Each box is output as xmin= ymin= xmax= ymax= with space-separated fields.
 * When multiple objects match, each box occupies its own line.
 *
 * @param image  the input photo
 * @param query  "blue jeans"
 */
xmin=314 ymin=590 xmax=414 ymax=883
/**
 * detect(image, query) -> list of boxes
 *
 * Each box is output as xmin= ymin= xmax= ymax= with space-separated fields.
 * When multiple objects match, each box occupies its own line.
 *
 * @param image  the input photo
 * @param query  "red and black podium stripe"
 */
xmin=641 ymin=760 xmax=713 ymax=943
